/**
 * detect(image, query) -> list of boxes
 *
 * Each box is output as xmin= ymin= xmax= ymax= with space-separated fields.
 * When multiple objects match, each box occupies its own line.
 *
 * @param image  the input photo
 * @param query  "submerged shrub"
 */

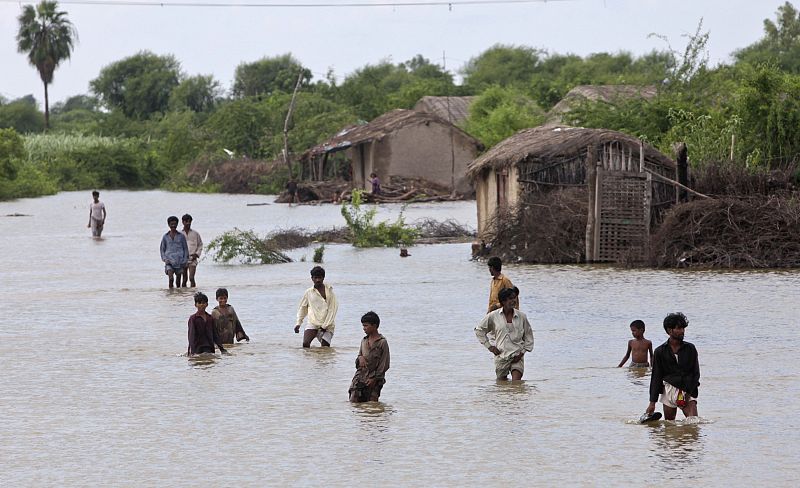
xmin=207 ymin=228 xmax=292 ymax=264
xmin=340 ymin=189 xmax=417 ymax=247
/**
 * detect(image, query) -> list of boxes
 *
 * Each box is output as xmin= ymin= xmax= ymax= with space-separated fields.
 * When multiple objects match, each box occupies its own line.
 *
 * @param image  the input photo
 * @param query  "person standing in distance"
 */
xmin=87 ymin=190 xmax=106 ymax=237
xmin=180 ymin=214 xmax=203 ymax=288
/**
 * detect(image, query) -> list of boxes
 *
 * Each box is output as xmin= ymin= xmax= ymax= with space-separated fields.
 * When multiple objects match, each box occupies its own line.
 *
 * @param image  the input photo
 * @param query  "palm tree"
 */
xmin=16 ymin=1 xmax=77 ymax=130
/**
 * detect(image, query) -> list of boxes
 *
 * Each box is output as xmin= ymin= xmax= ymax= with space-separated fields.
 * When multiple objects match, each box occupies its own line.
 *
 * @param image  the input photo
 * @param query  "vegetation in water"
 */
xmin=340 ymin=190 xmax=418 ymax=248
xmin=206 ymin=228 xmax=292 ymax=264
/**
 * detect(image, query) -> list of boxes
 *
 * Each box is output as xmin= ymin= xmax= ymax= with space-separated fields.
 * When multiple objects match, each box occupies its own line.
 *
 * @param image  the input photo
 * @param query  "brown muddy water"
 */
xmin=1 ymin=190 xmax=798 ymax=487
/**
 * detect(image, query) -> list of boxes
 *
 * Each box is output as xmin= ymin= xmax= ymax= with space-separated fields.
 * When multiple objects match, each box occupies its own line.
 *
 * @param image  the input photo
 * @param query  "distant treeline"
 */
xmin=3 ymin=2 xmax=800 ymax=200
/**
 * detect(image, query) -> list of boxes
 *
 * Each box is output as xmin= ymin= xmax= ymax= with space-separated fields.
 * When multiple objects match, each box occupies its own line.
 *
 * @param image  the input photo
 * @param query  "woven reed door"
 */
xmin=594 ymin=170 xmax=651 ymax=262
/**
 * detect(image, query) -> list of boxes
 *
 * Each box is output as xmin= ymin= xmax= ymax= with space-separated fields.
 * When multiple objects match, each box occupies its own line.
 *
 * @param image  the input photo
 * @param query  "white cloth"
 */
xmin=296 ymin=284 xmax=338 ymax=332
xmin=89 ymin=201 xmax=105 ymax=220
xmin=660 ymin=381 xmax=698 ymax=408
xmin=181 ymin=229 xmax=203 ymax=257
xmin=475 ymin=308 xmax=534 ymax=360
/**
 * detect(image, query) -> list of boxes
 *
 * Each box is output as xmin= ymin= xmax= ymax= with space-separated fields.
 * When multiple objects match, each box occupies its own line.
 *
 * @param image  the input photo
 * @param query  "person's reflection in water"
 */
xmin=647 ymin=423 xmax=705 ymax=474
xmin=187 ymin=352 xmax=219 ymax=370
xmin=626 ymin=366 xmax=650 ymax=387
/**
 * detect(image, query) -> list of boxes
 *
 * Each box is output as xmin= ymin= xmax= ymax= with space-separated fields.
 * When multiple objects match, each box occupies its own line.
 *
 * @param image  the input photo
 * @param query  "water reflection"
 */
xmin=187 ymin=352 xmax=220 ymax=369
xmin=625 ymin=366 xmax=650 ymax=386
xmin=648 ymin=422 xmax=705 ymax=472
xmin=302 ymin=346 xmax=342 ymax=369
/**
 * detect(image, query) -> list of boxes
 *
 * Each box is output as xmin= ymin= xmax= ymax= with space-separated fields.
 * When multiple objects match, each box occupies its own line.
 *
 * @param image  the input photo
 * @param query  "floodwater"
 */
xmin=1 ymin=190 xmax=798 ymax=487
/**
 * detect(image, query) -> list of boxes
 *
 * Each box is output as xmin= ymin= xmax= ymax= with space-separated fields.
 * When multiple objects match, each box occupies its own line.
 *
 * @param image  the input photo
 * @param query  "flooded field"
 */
xmin=1 ymin=190 xmax=798 ymax=486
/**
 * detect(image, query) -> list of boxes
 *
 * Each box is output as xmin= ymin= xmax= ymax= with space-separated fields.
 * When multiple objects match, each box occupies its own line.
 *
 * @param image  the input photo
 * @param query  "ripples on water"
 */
xmin=1 ymin=191 xmax=799 ymax=486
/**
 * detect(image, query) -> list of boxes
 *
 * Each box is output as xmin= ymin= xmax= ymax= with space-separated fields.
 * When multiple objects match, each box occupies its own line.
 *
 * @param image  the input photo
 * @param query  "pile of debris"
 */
xmin=275 ymin=175 xmax=468 ymax=204
xmin=650 ymin=196 xmax=800 ymax=268
xmin=483 ymin=188 xmax=588 ymax=264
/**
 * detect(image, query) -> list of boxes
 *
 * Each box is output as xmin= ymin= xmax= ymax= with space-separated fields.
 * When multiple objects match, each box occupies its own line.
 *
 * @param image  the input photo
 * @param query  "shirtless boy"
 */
xmin=618 ymin=320 xmax=653 ymax=367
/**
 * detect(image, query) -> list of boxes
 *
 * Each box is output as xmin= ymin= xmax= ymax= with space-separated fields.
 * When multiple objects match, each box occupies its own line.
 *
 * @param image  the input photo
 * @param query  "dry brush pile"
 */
xmin=650 ymin=196 xmax=800 ymax=268
xmin=485 ymin=188 xmax=588 ymax=264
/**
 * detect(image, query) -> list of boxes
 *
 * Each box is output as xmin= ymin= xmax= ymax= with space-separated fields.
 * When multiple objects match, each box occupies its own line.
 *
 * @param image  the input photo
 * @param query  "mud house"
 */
xmin=300 ymin=109 xmax=482 ymax=195
xmin=467 ymin=126 xmax=678 ymax=263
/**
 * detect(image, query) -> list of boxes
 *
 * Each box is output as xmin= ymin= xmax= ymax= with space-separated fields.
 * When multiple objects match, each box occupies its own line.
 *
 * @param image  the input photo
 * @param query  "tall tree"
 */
xmin=16 ymin=1 xmax=77 ymax=130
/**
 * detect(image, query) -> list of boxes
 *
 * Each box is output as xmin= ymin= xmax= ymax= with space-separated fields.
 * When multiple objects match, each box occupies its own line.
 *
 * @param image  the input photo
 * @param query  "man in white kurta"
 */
xmin=294 ymin=266 xmax=338 ymax=347
xmin=475 ymin=287 xmax=534 ymax=380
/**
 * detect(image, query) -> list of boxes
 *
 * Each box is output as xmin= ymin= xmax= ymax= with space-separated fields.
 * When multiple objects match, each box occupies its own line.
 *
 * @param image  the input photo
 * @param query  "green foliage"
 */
xmin=51 ymin=94 xmax=99 ymax=114
xmin=0 ymin=128 xmax=25 ymax=180
xmin=207 ymin=228 xmax=292 ymax=264
xmin=463 ymin=86 xmax=544 ymax=147
xmin=91 ymin=51 xmax=182 ymax=119
xmin=735 ymin=2 xmax=800 ymax=73
xmin=665 ymin=108 xmax=741 ymax=166
xmin=16 ymin=1 xmax=77 ymax=128
xmin=0 ymin=99 xmax=45 ymax=133
xmin=169 ymin=75 xmax=221 ymax=113
xmin=337 ymin=56 xmax=455 ymax=120
xmin=232 ymin=54 xmax=311 ymax=98
xmin=205 ymin=98 xmax=270 ymax=158
xmin=340 ymin=190 xmax=417 ymax=247
xmin=313 ymin=244 xmax=325 ymax=263
xmin=461 ymin=44 xmax=543 ymax=92
xmin=732 ymin=63 xmax=800 ymax=166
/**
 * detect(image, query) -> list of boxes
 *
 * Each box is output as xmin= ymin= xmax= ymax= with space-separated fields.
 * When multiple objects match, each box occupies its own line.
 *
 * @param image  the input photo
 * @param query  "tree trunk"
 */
xmin=283 ymin=71 xmax=304 ymax=179
xmin=43 ymin=81 xmax=50 ymax=131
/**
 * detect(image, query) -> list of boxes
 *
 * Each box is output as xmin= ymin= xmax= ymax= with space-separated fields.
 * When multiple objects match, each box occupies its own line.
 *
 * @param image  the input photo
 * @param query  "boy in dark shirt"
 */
xmin=187 ymin=292 xmax=228 ymax=356
xmin=618 ymin=320 xmax=653 ymax=367
xmin=644 ymin=312 xmax=700 ymax=420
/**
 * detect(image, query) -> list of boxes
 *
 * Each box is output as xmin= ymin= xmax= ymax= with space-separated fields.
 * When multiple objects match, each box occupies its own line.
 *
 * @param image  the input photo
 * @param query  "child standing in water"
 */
xmin=211 ymin=288 xmax=249 ymax=345
xmin=618 ymin=320 xmax=653 ymax=367
xmin=187 ymin=292 xmax=228 ymax=356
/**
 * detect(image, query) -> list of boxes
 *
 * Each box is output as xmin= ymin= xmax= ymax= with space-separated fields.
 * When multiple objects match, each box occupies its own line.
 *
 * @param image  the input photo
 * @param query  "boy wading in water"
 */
xmin=349 ymin=311 xmax=390 ymax=403
xmin=475 ymin=287 xmax=534 ymax=381
xmin=618 ymin=320 xmax=653 ymax=367
xmin=211 ymin=288 xmax=249 ymax=345
xmin=187 ymin=292 xmax=228 ymax=356
xmin=645 ymin=312 xmax=700 ymax=420
xmin=294 ymin=266 xmax=338 ymax=348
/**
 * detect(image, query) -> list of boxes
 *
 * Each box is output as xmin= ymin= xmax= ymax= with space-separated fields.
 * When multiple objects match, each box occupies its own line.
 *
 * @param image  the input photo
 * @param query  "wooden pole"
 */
xmin=585 ymin=145 xmax=597 ymax=262
xmin=675 ymin=142 xmax=689 ymax=203
xmin=283 ymin=70 xmax=305 ymax=179
xmin=593 ymin=160 xmax=602 ymax=261
xmin=639 ymin=139 xmax=645 ymax=172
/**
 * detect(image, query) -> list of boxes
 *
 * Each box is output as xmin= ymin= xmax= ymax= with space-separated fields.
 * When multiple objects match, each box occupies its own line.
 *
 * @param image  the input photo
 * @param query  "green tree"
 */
xmin=169 ymin=75 xmax=221 ymax=112
xmin=16 ymin=0 xmax=77 ymax=130
xmin=0 ymin=128 xmax=25 ymax=180
xmin=0 ymin=97 xmax=45 ymax=133
xmin=462 ymin=86 xmax=544 ymax=148
xmin=91 ymin=51 xmax=182 ymax=119
xmin=461 ymin=44 xmax=543 ymax=93
xmin=735 ymin=2 xmax=800 ymax=73
xmin=51 ymin=94 xmax=98 ymax=114
xmin=232 ymin=54 xmax=311 ymax=98
xmin=205 ymin=98 xmax=271 ymax=158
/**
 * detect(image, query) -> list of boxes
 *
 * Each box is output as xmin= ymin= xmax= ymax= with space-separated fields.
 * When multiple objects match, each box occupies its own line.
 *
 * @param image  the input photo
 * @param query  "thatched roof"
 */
xmin=301 ymin=109 xmax=479 ymax=160
xmin=414 ymin=96 xmax=476 ymax=125
xmin=547 ymin=85 xmax=657 ymax=122
xmin=467 ymin=125 xmax=675 ymax=178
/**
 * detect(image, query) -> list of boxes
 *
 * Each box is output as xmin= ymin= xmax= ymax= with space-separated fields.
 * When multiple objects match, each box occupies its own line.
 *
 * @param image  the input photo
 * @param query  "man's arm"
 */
xmin=294 ymin=292 xmax=309 ymax=332
xmin=688 ymin=344 xmax=700 ymax=397
xmin=187 ymin=317 xmax=195 ymax=355
xmin=160 ymin=235 xmax=168 ymax=262
xmin=522 ymin=316 xmax=534 ymax=352
xmin=475 ymin=314 xmax=500 ymax=355
xmin=648 ymin=347 xmax=664 ymax=403
xmin=101 ymin=204 xmax=107 ymax=223
xmin=180 ymin=234 xmax=189 ymax=264
xmin=371 ymin=340 xmax=390 ymax=380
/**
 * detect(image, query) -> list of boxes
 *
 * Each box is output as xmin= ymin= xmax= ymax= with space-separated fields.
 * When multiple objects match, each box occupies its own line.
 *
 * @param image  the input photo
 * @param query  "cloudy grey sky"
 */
xmin=0 ymin=0 xmax=791 ymax=105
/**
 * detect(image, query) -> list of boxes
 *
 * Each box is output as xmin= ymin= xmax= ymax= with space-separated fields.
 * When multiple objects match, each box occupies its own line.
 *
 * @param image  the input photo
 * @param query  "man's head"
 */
xmin=498 ymin=287 xmax=516 ymax=310
xmin=630 ymin=319 xmax=645 ymax=338
xmin=167 ymin=216 xmax=179 ymax=228
xmin=487 ymin=256 xmax=502 ymax=277
xmin=310 ymin=266 xmax=325 ymax=286
xmin=361 ymin=311 xmax=380 ymax=334
xmin=663 ymin=312 xmax=688 ymax=341
xmin=182 ymin=214 xmax=193 ymax=228
xmin=92 ymin=190 xmax=100 ymax=201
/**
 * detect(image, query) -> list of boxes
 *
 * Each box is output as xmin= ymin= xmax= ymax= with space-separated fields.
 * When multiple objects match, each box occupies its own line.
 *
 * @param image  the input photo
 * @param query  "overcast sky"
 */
xmin=0 ymin=0 xmax=791 ymax=105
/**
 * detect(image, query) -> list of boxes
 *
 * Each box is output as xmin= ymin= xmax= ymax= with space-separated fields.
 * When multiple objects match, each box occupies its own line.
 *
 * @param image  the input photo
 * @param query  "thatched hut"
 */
xmin=468 ymin=126 xmax=677 ymax=263
xmin=300 ymin=109 xmax=482 ymax=195
xmin=546 ymin=85 xmax=657 ymax=124
xmin=413 ymin=96 xmax=476 ymax=125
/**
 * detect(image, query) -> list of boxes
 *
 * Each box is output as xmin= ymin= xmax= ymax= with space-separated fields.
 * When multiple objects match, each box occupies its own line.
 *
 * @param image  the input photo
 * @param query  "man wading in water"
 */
xmin=293 ymin=266 xmax=338 ymax=348
xmin=475 ymin=287 xmax=534 ymax=381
